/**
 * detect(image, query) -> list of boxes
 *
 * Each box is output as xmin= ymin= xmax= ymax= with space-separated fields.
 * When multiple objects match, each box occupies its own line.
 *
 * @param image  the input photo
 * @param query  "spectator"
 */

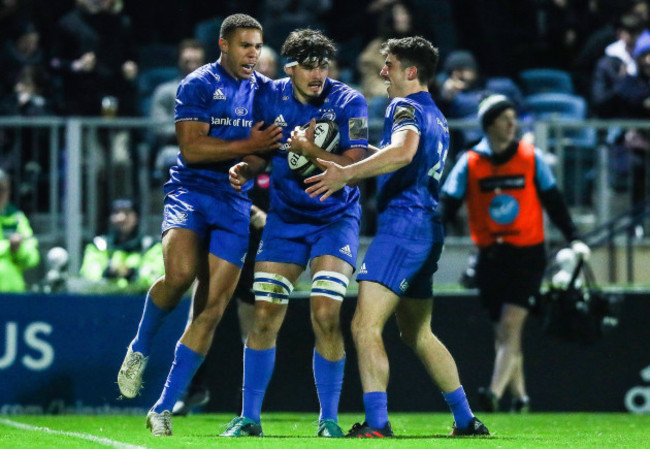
xmin=0 ymin=65 xmax=52 ymax=213
xmin=49 ymin=0 xmax=140 ymax=205
xmin=149 ymin=39 xmax=206 ymax=182
xmin=358 ymin=1 xmax=413 ymax=107
xmin=441 ymin=95 xmax=590 ymax=413
xmin=256 ymin=45 xmax=279 ymax=79
xmin=0 ymin=168 xmax=39 ymax=292
xmin=0 ymin=65 xmax=51 ymax=116
xmin=574 ymin=0 xmax=650 ymax=97
xmin=78 ymin=198 xmax=163 ymax=293
xmin=433 ymin=50 xmax=529 ymax=161
xmin=591 ymin=14 xmax=646 ymax=117
xmin=150 ymin=39 xmax=206 ymax=149
xmin=49 ymin=0 xmax=138 ymax=116
xmin=0 ymin=21 xmax=43 ymax=96
xmin=610 ymin=30 xmax=650 ymax=224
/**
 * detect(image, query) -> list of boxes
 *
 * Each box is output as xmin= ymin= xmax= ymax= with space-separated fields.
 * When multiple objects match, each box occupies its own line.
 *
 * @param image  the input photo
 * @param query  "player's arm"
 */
xmin=304 ymin=128 xmax=419 ymax=200
xmin=176 ymin=120 xmax=283 ymax=164
xmin=229 ymin=154 xmax=268 ymax=193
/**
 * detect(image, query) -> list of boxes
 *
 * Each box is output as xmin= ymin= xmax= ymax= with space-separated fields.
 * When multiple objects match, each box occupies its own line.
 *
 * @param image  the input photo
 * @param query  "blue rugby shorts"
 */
xmin=357 ymin=233 xmax=443 ymax=298
xmin=161 ymin=186 xmax=250 ymax=268
xmin=255 ymin=211 xmax=359 ymax=270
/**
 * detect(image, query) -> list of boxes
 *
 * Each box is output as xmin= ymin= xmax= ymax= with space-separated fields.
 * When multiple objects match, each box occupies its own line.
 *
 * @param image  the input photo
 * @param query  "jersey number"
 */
xmin=427 ymin=142 xmax=447 ymax=181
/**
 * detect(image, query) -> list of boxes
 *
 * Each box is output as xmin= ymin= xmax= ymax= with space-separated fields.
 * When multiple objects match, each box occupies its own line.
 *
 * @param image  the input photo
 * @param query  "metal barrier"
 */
xmin=2 ymin=116 xmax=650 ymax=275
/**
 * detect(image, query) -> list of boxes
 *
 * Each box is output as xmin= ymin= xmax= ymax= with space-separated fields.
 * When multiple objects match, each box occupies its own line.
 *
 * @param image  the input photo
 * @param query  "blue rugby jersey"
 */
xmin=169 ymin=62 xmax=272 ymax=195
xmin=254 ymin=77 xmax=368 ymax=224
xmin=375 ymin=92 xmax=449 ymax=227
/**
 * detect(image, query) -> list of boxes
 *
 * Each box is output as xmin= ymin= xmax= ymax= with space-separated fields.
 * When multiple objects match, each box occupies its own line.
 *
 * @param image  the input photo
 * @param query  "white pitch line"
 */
xmin=0 ymin=417 xmax=150 ymax=449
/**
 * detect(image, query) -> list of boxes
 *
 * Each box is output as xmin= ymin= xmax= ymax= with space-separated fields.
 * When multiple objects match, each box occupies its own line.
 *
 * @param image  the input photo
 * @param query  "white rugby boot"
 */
xmin=117 ymin=345 xmax=148 ymax=398
xmin=146 ymin=410 xmax=173 ymax=436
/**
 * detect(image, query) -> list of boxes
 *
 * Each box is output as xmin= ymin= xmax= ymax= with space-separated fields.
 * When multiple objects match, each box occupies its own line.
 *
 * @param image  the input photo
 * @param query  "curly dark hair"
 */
xmin=219 ymin=14 xmax=263 ymax=40
xmin=281 ymin=29 xmax=336 ymax=65
xmin=381 ymin=36 xmax=439 ymax=85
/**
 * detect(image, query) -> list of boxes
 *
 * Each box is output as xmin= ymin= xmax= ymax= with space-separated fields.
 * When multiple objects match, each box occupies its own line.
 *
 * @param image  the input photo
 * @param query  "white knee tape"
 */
xmin=311 ymin=270 xmax=349 ymax=301
xmin=253 ymin=272 xmax=294 ymax=305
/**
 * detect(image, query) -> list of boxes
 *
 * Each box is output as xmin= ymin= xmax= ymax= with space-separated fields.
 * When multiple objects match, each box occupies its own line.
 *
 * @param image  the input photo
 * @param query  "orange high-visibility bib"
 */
xmin=466 ymin=141 xmax=544 ymax=247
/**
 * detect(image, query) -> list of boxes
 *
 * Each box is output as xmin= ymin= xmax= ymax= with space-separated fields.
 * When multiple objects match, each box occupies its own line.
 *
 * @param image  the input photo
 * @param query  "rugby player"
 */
xmin=304 ymin=36 xmax=489 ymax=437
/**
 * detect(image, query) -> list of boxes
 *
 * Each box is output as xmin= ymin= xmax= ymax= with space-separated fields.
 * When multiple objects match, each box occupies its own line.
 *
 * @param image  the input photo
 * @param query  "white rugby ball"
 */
xmin=287 ymin=119 xmax=340 ymax=176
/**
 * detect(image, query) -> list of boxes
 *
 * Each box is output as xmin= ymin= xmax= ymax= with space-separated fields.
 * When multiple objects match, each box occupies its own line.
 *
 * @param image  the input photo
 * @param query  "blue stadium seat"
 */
xmin=137 ymin=66 xmax=179 ymax=115
xmin=525 ymin=92 xmax=594 ymax=148
xmin=486 ymin=77 xmax=526 ymax=108
xmin=526 ymin=92 xmax=596 ymax=206
xmin=519 ymin=68 xmax=574 ymax=96
xmin=194 ymin=16 xmax=223 ymax=61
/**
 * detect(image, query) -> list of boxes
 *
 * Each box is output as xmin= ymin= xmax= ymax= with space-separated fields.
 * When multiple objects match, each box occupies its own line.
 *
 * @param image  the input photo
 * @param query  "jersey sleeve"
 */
xmin=534 ymin=147 xmax=557 ymax=191
xmin=390 ymin=99 xmax=421 ymax=136
xmin=174 ymin=75 xmax=212 ymax=124
xmin=338 ymin=94 xmax=369 ymax=150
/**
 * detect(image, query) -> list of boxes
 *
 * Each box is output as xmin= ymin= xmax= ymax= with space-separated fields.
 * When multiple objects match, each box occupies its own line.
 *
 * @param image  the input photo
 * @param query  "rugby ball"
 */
xmin=287 ymin=119 xmax=340 ymax=176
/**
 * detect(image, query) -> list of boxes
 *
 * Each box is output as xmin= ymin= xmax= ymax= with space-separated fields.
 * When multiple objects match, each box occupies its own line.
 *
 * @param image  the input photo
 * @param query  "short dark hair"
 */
xmin=380 ymin=36 xmax=439 ymax=85
xmin=219 ymin=14 xmax=262 ymax=40
xmin=281 ymin=29 xmax=336 ymax=66
xmin=178 ymin=38 xmax=205 ymax=54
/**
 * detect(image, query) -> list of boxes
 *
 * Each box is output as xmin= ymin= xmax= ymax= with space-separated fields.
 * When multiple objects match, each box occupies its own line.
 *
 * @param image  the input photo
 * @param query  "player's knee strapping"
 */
xmin=253 ymin=272 xmax=294 ymax=305
xmin=311 ymin=270 xmax=349 ymax=301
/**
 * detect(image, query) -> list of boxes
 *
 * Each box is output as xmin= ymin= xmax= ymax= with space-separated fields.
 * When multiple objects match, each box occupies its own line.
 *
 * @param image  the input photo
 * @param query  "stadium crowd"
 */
xmin=1 ymin=0 xmax=648 ymax=118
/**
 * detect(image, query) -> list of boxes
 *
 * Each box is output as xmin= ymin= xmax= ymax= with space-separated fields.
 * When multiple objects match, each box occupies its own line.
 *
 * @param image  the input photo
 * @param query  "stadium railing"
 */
xmin=2 ymin=116 xmax=650 ymax=282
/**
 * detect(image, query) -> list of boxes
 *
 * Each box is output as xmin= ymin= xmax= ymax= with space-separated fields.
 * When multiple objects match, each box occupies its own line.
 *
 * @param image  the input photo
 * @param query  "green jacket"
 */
xmin=79 ymin=230 xmax=164 ymax=292
xmin=0 ymin=204 xmax=40 ymax=292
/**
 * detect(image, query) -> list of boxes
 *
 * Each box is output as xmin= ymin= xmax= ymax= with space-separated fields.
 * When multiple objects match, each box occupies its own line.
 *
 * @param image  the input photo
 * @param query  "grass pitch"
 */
xmin=1 ymin=412 xmax=648 ymax=449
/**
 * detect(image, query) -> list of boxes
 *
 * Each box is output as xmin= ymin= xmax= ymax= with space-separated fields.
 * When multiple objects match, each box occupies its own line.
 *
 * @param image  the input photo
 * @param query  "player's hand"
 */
xmin=304 ymin=159 xmax=351 ymax=201
xmin=288 ymin=119 xmax=317 ymax=157
xmin=229 ymin=162 xmax=251 ymax=192
xmin=250 ymin=206 xmax=267 ymax=229
xmin=249 ymin=122 xmax=283 ymax=152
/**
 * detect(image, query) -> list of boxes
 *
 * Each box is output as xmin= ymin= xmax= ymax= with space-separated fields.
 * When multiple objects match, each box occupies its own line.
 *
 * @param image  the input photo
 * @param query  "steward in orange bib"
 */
xmin=440 ymin=94 xmax=591 ymax=414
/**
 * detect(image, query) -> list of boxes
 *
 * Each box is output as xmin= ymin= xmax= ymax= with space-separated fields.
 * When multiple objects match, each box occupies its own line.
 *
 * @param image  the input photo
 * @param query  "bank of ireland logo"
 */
xmin=489 ymin=194 xmax=519 ymax=225
xmin=235 ymin=106 xmax=248 ymax=116
xmin=625 ymin=365 xmax=650 ymax=413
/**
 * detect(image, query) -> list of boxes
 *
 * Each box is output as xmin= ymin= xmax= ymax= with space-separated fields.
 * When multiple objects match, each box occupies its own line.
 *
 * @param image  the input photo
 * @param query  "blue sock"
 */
xmin=152 ymin=342 xmax=205 ymax=413
xmin=241 ymin=346 xmax=276 ymax=423
xmin=313 ymin=350 xmax=345 ymax=422
xmin=363 ymin=391 xmax=389 ymax=429
xmin=130 ymin=291 xmax=171 ymax=356
xmin=442 ymin=386 xmax=474 ymax=429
